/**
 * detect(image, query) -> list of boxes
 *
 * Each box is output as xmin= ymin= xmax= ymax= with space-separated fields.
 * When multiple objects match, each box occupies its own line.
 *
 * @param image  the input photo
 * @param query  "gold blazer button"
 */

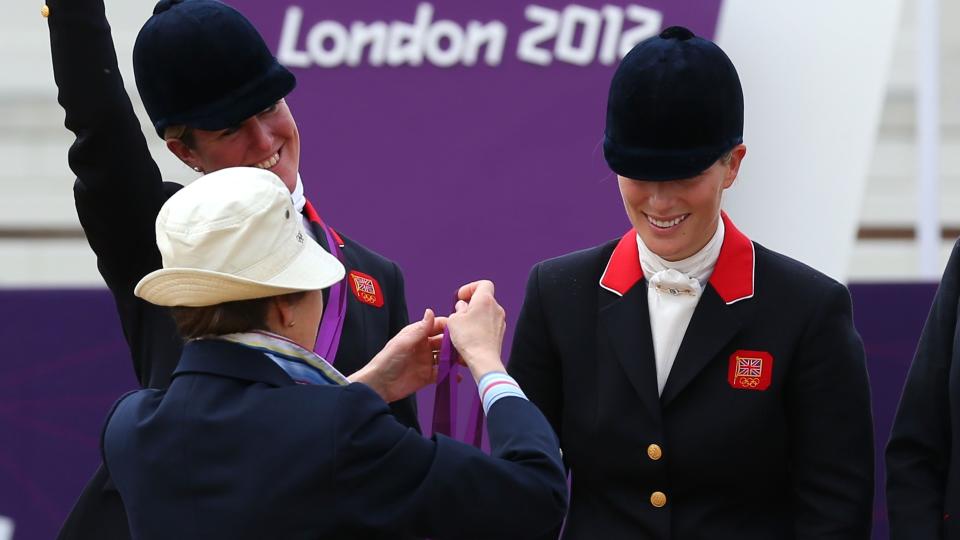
xmin=650 ymin=491 xmax=667 ymax=508
xmin=647 ymin=444 xmax=663 ymax=461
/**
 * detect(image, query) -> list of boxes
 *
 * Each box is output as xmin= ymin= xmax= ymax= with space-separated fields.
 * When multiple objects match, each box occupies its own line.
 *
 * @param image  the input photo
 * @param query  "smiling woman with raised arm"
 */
xmin=100 ymin=167 xmax=567 ymax=540
xmin=507 ymin=26 xmax=874 ymax=539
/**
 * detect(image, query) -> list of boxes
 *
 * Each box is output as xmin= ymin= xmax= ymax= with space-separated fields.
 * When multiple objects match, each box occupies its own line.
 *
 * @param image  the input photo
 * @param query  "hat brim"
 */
xmin=134 ymin=234 xmax=345 ymax=307
xmin=603 ymin=135 xmax=743 ymax=181
xmin=157 ymin=61 xmax=296 ymax=136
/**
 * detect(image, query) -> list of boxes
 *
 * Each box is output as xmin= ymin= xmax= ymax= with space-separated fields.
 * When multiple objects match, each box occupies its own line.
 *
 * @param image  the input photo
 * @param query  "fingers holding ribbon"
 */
xmin=456 ymin=279 xmax=495 ymax=304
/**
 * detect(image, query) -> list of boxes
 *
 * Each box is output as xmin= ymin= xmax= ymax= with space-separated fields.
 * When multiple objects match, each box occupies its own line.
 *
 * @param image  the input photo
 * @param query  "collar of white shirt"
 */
xmin=291 ymin=172 xmax=306 ymax=213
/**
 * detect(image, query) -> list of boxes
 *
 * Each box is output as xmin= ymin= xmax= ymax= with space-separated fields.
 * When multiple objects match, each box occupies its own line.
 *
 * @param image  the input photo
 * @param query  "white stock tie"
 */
xmin=637 ymin=216 xmax=724 ymax=396
xmin=647 ymin=269 xmax=702 ymax=395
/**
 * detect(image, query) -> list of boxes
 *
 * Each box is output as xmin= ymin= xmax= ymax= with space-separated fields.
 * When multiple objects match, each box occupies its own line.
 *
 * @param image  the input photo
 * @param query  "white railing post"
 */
xmin=917 ymin=0 xmax=941 ymax=278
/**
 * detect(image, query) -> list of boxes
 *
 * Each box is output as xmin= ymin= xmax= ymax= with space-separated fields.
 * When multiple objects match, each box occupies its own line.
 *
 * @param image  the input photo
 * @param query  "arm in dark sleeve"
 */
xmin=47 ymin=0 xmax=177 ymax=387
xmin=508 ymin=264 xmax=565 ymax=441
xmin=49 ymin=0 xmax=166 ymax=264
xmin=385 ymin=261 xmax=419 ymax=430
xmin=788 ymin=282 xmax=874 ymax=539
xmin=886 ymin=240 xmax=960 ymax=539
xmin=333 ymin=384 xmax=567 ymax=540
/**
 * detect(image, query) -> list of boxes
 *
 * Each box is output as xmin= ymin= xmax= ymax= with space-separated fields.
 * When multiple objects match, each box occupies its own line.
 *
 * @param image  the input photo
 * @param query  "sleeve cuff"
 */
xmin=477 ymin=371 xmax=528 ymax=415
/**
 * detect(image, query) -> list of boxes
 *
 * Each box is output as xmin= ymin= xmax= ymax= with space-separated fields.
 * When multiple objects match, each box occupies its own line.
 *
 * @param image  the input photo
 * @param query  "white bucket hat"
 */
xmin=134 ymin=167 xmax=345 ymax=307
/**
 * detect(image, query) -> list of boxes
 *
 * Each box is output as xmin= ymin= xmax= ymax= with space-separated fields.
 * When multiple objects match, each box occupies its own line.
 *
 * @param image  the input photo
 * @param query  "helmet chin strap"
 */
xmin=291 ymin=173 xmax=306 ymax=213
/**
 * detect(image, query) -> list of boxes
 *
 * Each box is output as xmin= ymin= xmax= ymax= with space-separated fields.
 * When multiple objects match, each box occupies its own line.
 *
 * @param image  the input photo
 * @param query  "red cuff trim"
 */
xmin=480 ymin=379 xmax=519 ymax=403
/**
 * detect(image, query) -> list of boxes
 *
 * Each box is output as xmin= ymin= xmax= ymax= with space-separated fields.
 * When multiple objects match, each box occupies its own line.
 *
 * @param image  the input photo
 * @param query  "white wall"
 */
xmin=716 ymin=0 xmax=903 ymax=282
xmin=0 ymin=0 xmax=195 ymax=286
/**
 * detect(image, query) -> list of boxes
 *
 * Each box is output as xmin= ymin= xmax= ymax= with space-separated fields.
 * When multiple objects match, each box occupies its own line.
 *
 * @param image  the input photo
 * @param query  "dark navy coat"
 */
xmin=47 ymin=0 xmax=416 ymax=537
xmin=102 ymin=339 xmax=567 ymax=540
xmin=508 ymin=214 xmax=874 ymax=539
xmin=887 ymin=239 xmax=960 ymax=539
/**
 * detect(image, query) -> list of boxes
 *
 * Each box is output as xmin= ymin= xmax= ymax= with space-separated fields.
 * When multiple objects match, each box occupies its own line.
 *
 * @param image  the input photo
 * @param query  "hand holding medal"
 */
xmin=445 ymin=281 xmax=507 ymax=382
xmin=432 ymin=280 xmax=506 ymax=446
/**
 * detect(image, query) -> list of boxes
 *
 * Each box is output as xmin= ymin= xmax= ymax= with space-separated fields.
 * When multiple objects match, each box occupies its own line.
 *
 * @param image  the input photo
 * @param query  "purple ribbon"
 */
xmin=432 ymin=301 xmax=484 ymax=448
xmin=305 ymin=202 xmax=347 ymax=365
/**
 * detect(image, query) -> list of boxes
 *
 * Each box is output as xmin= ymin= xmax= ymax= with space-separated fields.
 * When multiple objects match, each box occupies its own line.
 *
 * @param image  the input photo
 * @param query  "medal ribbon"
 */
xmin=432 ymin=298 xmax=484 ymax=448
xmin=303 ymin=201 xmax=348 ymax=366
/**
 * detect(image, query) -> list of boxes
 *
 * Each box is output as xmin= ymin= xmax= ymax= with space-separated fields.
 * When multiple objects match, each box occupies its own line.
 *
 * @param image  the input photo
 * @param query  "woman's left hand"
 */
xmin=348 ymin=309 xmax=445 ymax=403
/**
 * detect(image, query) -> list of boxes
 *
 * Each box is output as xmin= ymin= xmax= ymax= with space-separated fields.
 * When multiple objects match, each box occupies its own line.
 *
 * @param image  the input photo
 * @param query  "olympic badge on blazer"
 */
xmin=349 ymin=270 xmax=384 ymax=308
xmin=727 ymin=350 xmax=773 ymax=391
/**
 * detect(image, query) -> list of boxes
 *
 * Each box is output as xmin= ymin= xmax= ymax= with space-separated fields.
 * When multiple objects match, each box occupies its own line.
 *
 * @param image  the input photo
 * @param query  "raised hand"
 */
xmin=349 ymin=309 xmax=445 ymax=403
xmin=447 ymin=280 xmax=507 ymax=383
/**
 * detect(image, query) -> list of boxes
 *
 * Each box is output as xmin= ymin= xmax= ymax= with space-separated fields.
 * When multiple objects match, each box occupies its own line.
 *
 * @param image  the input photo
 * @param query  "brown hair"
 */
xmin=169 ymin=292 xmax=307 ymax=340
xmin=163 ymin=124 xmax=197 ymax=149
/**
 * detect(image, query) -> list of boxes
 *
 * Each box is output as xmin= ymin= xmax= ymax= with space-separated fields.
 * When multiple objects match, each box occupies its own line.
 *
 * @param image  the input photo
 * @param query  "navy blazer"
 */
xmin=508 ymin=214 xmax=874 ymax=539
xmin=47 ymin=0 xmax=416 ymax=537
xmin=887 ymin=239 xmax=960 ymax=539
xmin=102 ymin=339 xmax=567 ymax=540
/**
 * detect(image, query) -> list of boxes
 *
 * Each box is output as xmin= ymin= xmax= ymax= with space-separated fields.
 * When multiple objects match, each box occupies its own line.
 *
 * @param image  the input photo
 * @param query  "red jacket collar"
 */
xmin=599 ymin=212 xmax=755 ymax=304
xmin=302 ymin=200 xmax=345 ymax=248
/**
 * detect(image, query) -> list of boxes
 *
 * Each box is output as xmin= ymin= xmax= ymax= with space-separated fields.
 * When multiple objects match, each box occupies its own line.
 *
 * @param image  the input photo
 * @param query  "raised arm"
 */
xmin=47 ymin=0 xmax=179 ymax=387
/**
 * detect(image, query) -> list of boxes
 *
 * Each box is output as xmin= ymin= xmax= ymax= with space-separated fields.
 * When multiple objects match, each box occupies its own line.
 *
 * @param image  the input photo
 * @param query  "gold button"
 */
xmin=650 ymin=491 xmax=667 ymax=508
xmin=41 ymin=4 xmax=50 ymax=17
xmin=647 ymin=444 xmax=662 ymax=461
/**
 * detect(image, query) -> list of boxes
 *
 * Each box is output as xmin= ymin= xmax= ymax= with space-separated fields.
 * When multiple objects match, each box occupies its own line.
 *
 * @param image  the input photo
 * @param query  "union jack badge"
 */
xmin=348 ymin=270 xmax=384 ymax=308
xmin=727 ymin=350 xmax=773 ymax=391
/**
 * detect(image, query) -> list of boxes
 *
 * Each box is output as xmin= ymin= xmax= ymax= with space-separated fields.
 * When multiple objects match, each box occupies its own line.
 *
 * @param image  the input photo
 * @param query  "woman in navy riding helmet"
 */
xmin=507 ymin=26 xmax=874 ymax=539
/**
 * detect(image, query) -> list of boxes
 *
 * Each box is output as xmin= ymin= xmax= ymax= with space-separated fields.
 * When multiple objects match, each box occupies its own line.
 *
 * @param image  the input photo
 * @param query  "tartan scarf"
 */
xmin=214 ymin=331 xmax=349 ymax=386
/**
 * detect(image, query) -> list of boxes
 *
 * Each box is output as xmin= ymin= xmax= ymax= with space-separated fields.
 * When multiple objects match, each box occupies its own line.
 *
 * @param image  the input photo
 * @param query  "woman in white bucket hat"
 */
xmin=101 ymin=167 xmax=567 ymax=540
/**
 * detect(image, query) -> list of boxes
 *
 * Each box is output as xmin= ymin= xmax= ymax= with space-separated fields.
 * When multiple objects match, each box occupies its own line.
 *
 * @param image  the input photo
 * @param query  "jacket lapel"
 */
xmin=301 ymin=199 xmax=342 ymax=313
xmin=307 ymin=219 xmax=329 ymax=251
xmin=660 ymin=214 xmax=755 ymax=406
xmin=598 ymin=233 xmax=661 ymax=417
xmin=599 ymin=284 xmax=662 ymax=418
xmin=659 ymin=286 xmax=743 ymax=406
xmin=302 ymin=200 xmax=331 ymax=252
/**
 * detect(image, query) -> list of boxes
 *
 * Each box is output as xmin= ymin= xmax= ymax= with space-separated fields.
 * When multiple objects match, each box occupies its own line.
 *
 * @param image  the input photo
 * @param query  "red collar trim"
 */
xmin=598 ymin=211 xmax=755 ymax=304
xmin=302 ymin=200 xmax=345 ymax=248
xmin=598 ymin=230 xmax=642 ymax=297
xmin=709 ymin=212 xmax=755 ymax=304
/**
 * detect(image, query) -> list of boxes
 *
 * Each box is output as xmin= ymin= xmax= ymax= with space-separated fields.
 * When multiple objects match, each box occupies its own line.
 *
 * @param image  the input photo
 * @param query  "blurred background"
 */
xmin=0 ymin=0 xmax=949 ymax=538
xmin=5 ymin=0 xmax=957 ymax=285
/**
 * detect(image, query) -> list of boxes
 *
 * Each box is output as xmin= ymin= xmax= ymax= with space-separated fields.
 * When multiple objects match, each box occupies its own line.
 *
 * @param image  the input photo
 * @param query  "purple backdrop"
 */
xmin=0 ymin=290 xmax=135 ymax=540
xmin=227 ymin=0 xmax=723 ymax=351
